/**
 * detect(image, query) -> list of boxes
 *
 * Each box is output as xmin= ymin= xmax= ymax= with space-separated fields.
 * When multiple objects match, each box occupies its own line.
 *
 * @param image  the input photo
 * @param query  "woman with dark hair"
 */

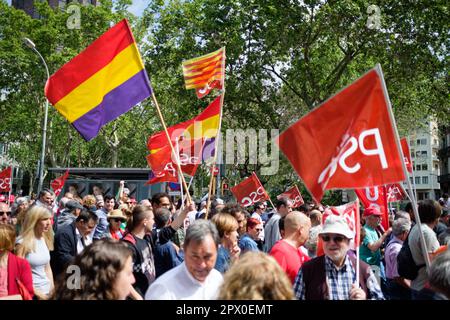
xmin=409 ymin=199 xmax=441 ymax=299
xmin=52 ymin=239 xmax=135 ymax=300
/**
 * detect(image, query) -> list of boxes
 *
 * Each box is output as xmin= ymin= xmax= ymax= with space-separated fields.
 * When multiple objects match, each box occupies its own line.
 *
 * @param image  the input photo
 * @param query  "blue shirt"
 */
xmin=359 ymin=225 xmax=381 ymax=266
xmin=294 ymin=254 xmax=384 ymax=300
xmin=93 ymin=209 xmax=109 ymax=239
xmin=238 ymin=234 xmax=259 ymax=253
xmin=214 ymin=245 xmax=231 ymax=273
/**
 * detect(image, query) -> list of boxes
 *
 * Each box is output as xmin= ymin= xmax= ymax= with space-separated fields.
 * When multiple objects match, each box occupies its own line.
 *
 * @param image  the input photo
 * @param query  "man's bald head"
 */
xmin=284 ymin=211 xmax=310 ymax=235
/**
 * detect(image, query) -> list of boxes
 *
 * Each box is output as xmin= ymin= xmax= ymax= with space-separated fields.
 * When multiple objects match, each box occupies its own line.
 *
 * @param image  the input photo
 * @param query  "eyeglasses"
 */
xmin=0 ymin=211 xmax=11 ymax=216
xmin=111 ymin=218 xmax=124 ymax=223
xmin=321 ymin=235 xmax=346 ymax=243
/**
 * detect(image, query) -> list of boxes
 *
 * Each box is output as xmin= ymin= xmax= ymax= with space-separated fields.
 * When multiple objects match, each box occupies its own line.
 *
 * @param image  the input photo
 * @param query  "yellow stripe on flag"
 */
xmin=54 ymin=43 xmax=145 ymax=123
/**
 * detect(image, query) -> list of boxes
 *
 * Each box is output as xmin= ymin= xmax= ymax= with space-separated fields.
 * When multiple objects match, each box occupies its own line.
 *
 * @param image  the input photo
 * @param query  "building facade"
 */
xmin=404 ymin=119 xmax=441 ymax=200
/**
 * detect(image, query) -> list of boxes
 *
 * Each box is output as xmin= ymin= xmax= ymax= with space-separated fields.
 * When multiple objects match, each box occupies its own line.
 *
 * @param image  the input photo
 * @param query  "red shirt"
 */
xmin=269 ymin=240 xmax=310 ymax=284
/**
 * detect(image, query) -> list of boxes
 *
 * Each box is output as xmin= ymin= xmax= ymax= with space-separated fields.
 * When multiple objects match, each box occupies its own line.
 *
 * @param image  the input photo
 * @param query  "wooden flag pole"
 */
xmin=175 ymin=138 xmax=185 ymax=209
xmin=376 ymin=64 xmax=431 ymax=270
xmin=150 ymin=91 xmax=192 ymax=204
xmin=205 ymin=47 xmax=226 ymax=218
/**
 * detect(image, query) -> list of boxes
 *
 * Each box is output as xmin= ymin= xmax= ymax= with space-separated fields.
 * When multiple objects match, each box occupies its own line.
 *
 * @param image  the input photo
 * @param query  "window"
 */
xmin=415 ymin=165 xmax=420 ymax=171
xmin=416 ymin=151 xmax=427 ymax=157
xmin=410 ymin=177 xmax=413 ymax=184
xmin=416 ymin=139 xmax=421 ymax=145
xmin=415 ymin=177 xmax=421 ymax=184
xmin=422 ymin=176 xmax=429 ymax=184
xmin=421 ymin=138 xmax=427 ymax=145
xmin=422 ymin=164 xmax=428 ymax=171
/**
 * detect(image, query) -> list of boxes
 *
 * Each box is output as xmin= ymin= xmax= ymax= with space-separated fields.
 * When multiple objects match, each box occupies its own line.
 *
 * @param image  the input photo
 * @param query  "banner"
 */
xmin=231 ymin=172 xmax=270 ymax=207
xmin=277 ymin=185 xmax=304 ymax=208
xmin=400 ymin=137 xmax=413 ymax=174
xmin=276 ymin=66 xmax=405 ymax=202
xmin=0 ymin=167 xmax=12 ymax=192
xmin=50 ymin=170 xmax=70 ymax=197
xmin=182 ymin=47 xmax=225 ymax=98
xmin=355 ymin=186 xmax=389 ymax=231
xmin=45 ymin=19 xmax=152 ymax=141
xmin=386 ymin=183 xmax=406 ymax=202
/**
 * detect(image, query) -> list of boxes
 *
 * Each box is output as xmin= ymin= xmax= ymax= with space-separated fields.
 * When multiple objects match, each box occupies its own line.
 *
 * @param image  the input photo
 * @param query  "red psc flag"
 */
xmin=277 ymin=185 xmax=304 ymax=208
xmin=231 ymin=172 xmax=270 ymax=207
xmin=386 ymin=183 xmax=406 ymax=203
xmin=0 ymin=167 xmax=12 ymax=192
xmin=50 ymin=170 xmax=69 ymax=197
xmin=400 ymin=138 xmax=413 ymax=174
xmin=276 ymin=66 xmax=405 ymax=202
xmin=355 ymin=186 xmax=389 ymax=231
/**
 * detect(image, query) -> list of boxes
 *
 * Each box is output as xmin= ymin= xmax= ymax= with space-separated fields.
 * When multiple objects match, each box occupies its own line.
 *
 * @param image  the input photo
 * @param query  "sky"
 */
xmin=6 ymin=0 xmax=147 ymax=17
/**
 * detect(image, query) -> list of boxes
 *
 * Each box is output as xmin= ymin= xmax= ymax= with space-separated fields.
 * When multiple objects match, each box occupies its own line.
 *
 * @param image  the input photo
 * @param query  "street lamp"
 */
xmin=23 ymin=37 xmax=50 ymax=195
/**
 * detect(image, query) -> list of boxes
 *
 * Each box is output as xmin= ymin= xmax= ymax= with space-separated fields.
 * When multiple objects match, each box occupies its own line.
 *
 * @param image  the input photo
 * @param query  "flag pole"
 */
xmin=175 ymin=138 xmax=185 ymax=209
xmin=7 ymin=167 xmax=12 ymax=206
xmin=354 ymin=198 xmax=360 ymax=287
xmin=205 ymin=47 xmax=226 ymax=218
xmin=150 ymin=91 xmax=192 ymax=204
xmin=375 ymin=64 xmax=431 ymax=270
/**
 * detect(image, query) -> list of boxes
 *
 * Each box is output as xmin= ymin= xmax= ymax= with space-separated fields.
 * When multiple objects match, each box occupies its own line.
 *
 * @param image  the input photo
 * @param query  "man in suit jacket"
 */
xmin=51 ymin=210 xmax=98 ymax=276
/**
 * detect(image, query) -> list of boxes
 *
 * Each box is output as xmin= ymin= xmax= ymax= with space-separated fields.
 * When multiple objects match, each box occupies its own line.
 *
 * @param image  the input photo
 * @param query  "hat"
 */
xmin=215 ymin=198 xmax=224 ymax=205
xmin=66 ymin=200 xmax=84 ymax=211
xmin=319 ymin=215 xmax=354 ymax=239
xmin=107 ymin=209 xmax=127 ymax=221
xmin=364 ymin=206 xmax=383 ymax=217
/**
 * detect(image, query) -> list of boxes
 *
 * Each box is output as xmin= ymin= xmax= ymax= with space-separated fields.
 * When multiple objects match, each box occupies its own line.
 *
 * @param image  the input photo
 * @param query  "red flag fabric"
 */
xmin=50 ymin=170 xmax=69 ymax=197
xmin=276 ymin=67 xmax=405 ymax=202
xmin=400 ymin=138 xmax=413 ymax=174
xmin=386 ymin=183 xmax=406 ymax=202
xmin=277 ymin=185 xmax=304 ymax=208
xmin=0 ymin=167 xmax=12 ymax=192
xmin=355 ymin=186 xmax=389 ymax=231
xmin=317 ymin=200 xmax=360 ymax=256
xmin=231 ymin=172 xmax=270 ymax=207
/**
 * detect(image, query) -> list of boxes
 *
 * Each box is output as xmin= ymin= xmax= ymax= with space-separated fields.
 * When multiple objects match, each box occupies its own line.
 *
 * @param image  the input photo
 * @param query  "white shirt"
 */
xmin=144 ymin=262 xmax=223 ymax=300
xmin=75 ymin=228 xmax=92 ymax=254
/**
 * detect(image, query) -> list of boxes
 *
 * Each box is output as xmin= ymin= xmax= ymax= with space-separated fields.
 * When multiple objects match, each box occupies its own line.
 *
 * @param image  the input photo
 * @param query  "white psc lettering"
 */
xmin=0 ymin=178 xmax=11 ymax=190
xmin=318 ymin=128 xmax=388 ymax=185
xmin=241 ymin=186 xmax=266 ymax=207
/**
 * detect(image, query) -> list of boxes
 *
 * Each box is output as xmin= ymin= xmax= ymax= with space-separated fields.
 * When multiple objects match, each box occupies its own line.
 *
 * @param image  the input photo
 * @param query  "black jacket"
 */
xmin=51 ymin=221 xmax=78 ymax=276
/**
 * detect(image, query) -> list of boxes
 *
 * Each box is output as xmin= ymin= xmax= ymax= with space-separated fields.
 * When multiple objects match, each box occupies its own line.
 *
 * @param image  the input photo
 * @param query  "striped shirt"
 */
xmin=294 ymin=254 xmax=384 ymax=300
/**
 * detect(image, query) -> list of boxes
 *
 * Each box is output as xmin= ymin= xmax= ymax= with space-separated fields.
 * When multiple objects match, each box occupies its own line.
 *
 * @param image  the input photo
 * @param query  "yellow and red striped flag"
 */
xmin=182 ymin=47 xmax=225 ymax=98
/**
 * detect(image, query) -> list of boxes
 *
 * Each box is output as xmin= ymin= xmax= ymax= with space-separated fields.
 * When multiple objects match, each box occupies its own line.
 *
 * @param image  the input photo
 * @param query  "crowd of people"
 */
xmin=0 ymin=186 xmax=449 ymax=300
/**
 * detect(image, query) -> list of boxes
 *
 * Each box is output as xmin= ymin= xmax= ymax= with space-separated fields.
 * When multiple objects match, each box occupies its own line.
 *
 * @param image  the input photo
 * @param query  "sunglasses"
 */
xmin=111 ymin=218 xmax=124 ymax=223
xmin=0 ymin=211 xmax=11 ymax=216
xmin=321 ymin=235 xmax=346 ymax=243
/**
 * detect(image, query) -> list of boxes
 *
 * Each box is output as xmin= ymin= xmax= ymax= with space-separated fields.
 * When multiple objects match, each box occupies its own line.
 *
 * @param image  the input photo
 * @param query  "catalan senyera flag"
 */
xmin=45 ymin=19 xmax=152 ymax=141
xmin=147 ymin=95 xmax=222 ymax=153
xmin=182 ymin=48 xmax=225 ymax=98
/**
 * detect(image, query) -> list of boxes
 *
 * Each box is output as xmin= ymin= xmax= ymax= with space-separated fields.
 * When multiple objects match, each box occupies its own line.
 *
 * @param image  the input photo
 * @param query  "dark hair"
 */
xmin=404 ymin=202 xmax=413 ymax=213
xmin=52 ymin=239 xmax=132 ymax=300
xmin=221 ymin=203 xmax=244 ymax=220
xmin=127 ymin=205 xmax=152 ymax=231
xmin=104 ymin=195 xmax=115 ymax=202
xmin=276 ymin=197 xmax=290 ymax=209
xmin=151 ymin=192 xmax=170 ymax=206
xmin=76 ymin=210 xmax=98 ymax=223
xmin=418 ymin=199 xmax=441 ymax=224
xmin=298 ymin=204 xmax=309 ymax=213
xmin=39 ymin=188 xmax=54 ymax=198
xmin=154 ymin=208 xmax=171 ymax=229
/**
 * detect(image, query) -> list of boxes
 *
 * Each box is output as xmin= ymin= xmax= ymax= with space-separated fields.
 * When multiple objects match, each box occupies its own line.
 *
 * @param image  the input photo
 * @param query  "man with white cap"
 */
xmin=293 ymin=215 xmax=384 ymax=300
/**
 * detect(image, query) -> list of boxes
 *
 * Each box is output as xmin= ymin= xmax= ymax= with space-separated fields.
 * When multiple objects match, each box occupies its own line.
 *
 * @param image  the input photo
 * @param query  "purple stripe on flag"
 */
xmin=72 ymin=69 xmax=152 ymax=141
xmin=202 ymin=138 xmax=216 ymax=161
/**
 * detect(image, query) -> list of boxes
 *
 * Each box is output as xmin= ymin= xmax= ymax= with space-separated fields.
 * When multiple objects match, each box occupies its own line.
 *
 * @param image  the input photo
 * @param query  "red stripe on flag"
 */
xmin=45 ymin=19 xmax=135 ymax=105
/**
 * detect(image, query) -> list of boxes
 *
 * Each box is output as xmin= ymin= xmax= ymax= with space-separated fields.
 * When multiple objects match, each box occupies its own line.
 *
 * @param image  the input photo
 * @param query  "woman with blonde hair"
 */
xmin=15 ymin=206 xmax=54 ymax=299
xmin=211 ymin=213 xmax=241 ymax=273
xmin=218 ymin=251 xmax=294 ymax=300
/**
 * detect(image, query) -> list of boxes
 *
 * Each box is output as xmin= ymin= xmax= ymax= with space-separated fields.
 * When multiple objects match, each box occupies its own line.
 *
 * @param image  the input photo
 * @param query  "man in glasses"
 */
xmin=0 ymin=201 xmax=11 ymax=224
xmin=294 ymin=215 xmax=384 ymax=300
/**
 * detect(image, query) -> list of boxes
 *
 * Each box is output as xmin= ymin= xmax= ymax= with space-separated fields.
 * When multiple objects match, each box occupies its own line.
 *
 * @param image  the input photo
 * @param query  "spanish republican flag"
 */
xmin=182 ymin=48 xmax=225 ymax=98
xmin=147 ymin=95 xmax=222 ymax=153
xmin=45 ymin=19 xmax=152 ymax=141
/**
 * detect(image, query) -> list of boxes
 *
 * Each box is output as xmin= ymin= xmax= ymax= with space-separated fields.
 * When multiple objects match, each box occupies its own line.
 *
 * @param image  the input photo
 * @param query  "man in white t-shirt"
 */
xmin=145 ymin=219 xmax=223 ymax=300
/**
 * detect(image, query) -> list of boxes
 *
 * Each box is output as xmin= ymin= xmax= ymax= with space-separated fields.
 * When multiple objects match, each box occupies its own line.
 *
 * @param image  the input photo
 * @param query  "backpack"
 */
xmin=397 ymin=236 xmax=425 ymax=280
